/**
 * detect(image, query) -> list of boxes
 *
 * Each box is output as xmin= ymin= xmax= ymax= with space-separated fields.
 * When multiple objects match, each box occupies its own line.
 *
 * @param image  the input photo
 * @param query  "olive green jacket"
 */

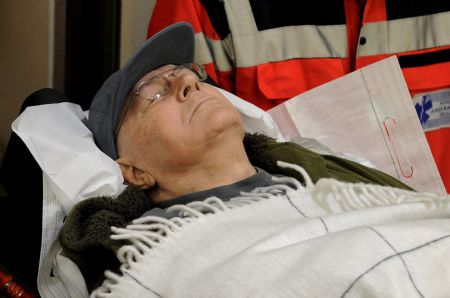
xmin=243 ymin=133 xmax=412 ymax=190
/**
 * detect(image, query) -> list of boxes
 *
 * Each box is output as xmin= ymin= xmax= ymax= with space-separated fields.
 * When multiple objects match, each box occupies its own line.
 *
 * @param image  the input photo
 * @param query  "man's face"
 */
xmin=116 ymin=64 xmax=244 ymax=175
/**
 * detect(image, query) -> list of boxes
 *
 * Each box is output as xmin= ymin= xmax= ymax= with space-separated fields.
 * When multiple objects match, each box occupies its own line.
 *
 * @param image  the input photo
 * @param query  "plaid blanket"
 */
xmin=92 ymin=162 xmax=450 ymax=298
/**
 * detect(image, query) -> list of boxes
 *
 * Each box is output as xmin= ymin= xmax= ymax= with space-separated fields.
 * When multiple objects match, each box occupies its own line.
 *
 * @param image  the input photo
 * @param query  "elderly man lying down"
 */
xmin=60 ymin=23 xmax=450 ymax=297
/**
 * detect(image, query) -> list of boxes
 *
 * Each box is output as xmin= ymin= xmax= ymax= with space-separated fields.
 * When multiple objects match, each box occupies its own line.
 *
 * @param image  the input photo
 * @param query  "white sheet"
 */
xmin=11 ymin=102 xmax=125 ymax=213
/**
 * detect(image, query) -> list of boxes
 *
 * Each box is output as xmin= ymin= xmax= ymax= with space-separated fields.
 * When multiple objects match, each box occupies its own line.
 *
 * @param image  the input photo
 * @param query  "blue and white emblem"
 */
xmin=413 ymin=88 xmax=450 ymax=132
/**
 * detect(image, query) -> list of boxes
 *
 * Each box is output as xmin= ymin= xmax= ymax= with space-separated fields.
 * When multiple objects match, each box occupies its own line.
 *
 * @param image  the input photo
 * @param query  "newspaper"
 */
xmin=269 ymin=57 xmax=446 ymax=195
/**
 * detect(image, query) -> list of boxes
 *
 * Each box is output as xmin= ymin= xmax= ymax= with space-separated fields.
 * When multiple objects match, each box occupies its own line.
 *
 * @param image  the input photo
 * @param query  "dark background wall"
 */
xmin=0 ymin=1 xmax=121 ymax=294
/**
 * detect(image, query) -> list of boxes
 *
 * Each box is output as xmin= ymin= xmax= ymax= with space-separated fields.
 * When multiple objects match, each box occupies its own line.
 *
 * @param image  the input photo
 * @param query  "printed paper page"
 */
xmin=269 ymin=57 xmax=446 ymax=195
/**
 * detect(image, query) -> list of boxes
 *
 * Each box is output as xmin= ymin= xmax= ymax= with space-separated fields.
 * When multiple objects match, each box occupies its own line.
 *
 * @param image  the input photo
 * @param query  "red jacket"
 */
xmin=148 ymin=0 xmax=450 ymax=192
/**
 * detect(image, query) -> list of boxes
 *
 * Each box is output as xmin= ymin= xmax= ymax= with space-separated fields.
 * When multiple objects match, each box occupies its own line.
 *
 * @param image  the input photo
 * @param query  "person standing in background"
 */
xmin=147 ymin=0 xmax=450 ymax=192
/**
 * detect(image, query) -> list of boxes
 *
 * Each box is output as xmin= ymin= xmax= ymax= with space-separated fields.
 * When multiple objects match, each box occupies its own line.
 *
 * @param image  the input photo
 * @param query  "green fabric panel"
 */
xmin=263 ymin=139 xmax=413 ymax=191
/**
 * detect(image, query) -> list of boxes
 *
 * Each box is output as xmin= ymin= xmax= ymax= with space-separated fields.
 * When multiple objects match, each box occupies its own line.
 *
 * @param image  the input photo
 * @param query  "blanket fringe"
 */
xmin=312 ymin=177 xmax=447 ymax=212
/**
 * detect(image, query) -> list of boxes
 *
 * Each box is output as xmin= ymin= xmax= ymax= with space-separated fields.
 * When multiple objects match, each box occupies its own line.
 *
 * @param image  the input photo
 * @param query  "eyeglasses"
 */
xmin=115 ymin=63 xmax=208 ymax=136
xmin=136 ymin=63 xmax=207 ymax=108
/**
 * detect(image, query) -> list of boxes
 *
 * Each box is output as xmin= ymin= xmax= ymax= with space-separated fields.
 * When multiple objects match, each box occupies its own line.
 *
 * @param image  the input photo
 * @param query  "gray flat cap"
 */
xmin=88 ymin=22 xmax=195 ymax=159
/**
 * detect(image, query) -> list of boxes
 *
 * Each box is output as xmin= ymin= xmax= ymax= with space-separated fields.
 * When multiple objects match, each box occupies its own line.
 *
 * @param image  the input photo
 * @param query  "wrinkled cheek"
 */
xmin=151 ymin=130 xmax=184 ymax=159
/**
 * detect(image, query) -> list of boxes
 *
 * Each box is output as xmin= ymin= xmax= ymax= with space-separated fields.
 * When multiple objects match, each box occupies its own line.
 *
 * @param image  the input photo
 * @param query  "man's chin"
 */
xmin=201 ymin=110 xmax=243 ymax=141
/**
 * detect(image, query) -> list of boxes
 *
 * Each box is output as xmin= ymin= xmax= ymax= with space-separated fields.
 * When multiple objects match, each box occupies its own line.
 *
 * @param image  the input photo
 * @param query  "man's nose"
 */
xmin=174 ymin=73 xmax=201 ymax=101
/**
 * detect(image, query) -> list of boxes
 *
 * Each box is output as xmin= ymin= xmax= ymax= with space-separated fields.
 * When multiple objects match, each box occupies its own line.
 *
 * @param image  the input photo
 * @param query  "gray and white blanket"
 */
xmin=92 ymin=162 xmax=450 ymax=298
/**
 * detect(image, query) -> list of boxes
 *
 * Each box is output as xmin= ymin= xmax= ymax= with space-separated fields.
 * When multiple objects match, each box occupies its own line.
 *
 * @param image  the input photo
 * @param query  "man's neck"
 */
xmin=149 ymin=151 xmax=256 ymax=204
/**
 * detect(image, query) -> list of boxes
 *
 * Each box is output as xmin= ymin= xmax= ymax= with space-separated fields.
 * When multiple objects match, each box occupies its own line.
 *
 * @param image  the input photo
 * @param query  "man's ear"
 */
xmin=116 ymin=156 xmax=156 ymax=190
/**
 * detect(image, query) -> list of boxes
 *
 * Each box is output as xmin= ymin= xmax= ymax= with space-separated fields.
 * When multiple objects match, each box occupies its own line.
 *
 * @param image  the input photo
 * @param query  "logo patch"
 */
xmin=413 ymin=88 xmax=450 ymax=132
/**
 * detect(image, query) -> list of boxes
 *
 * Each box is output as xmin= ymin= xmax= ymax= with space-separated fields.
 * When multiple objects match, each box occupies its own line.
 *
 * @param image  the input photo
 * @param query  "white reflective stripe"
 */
xmin=195 ymin=25 xmax=348 ymax=70
xmin=233 ymin=25 xmax=348 ymax=67
xmin=358 ymin=11 xmax=450 ymax=56
xmin=223 ymin=0 xmax=258 ymax=35
xmin=194 ymin=32 xmax=234 ymax=71
xmin=222 ymin=0 xmax=347 ymax=67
